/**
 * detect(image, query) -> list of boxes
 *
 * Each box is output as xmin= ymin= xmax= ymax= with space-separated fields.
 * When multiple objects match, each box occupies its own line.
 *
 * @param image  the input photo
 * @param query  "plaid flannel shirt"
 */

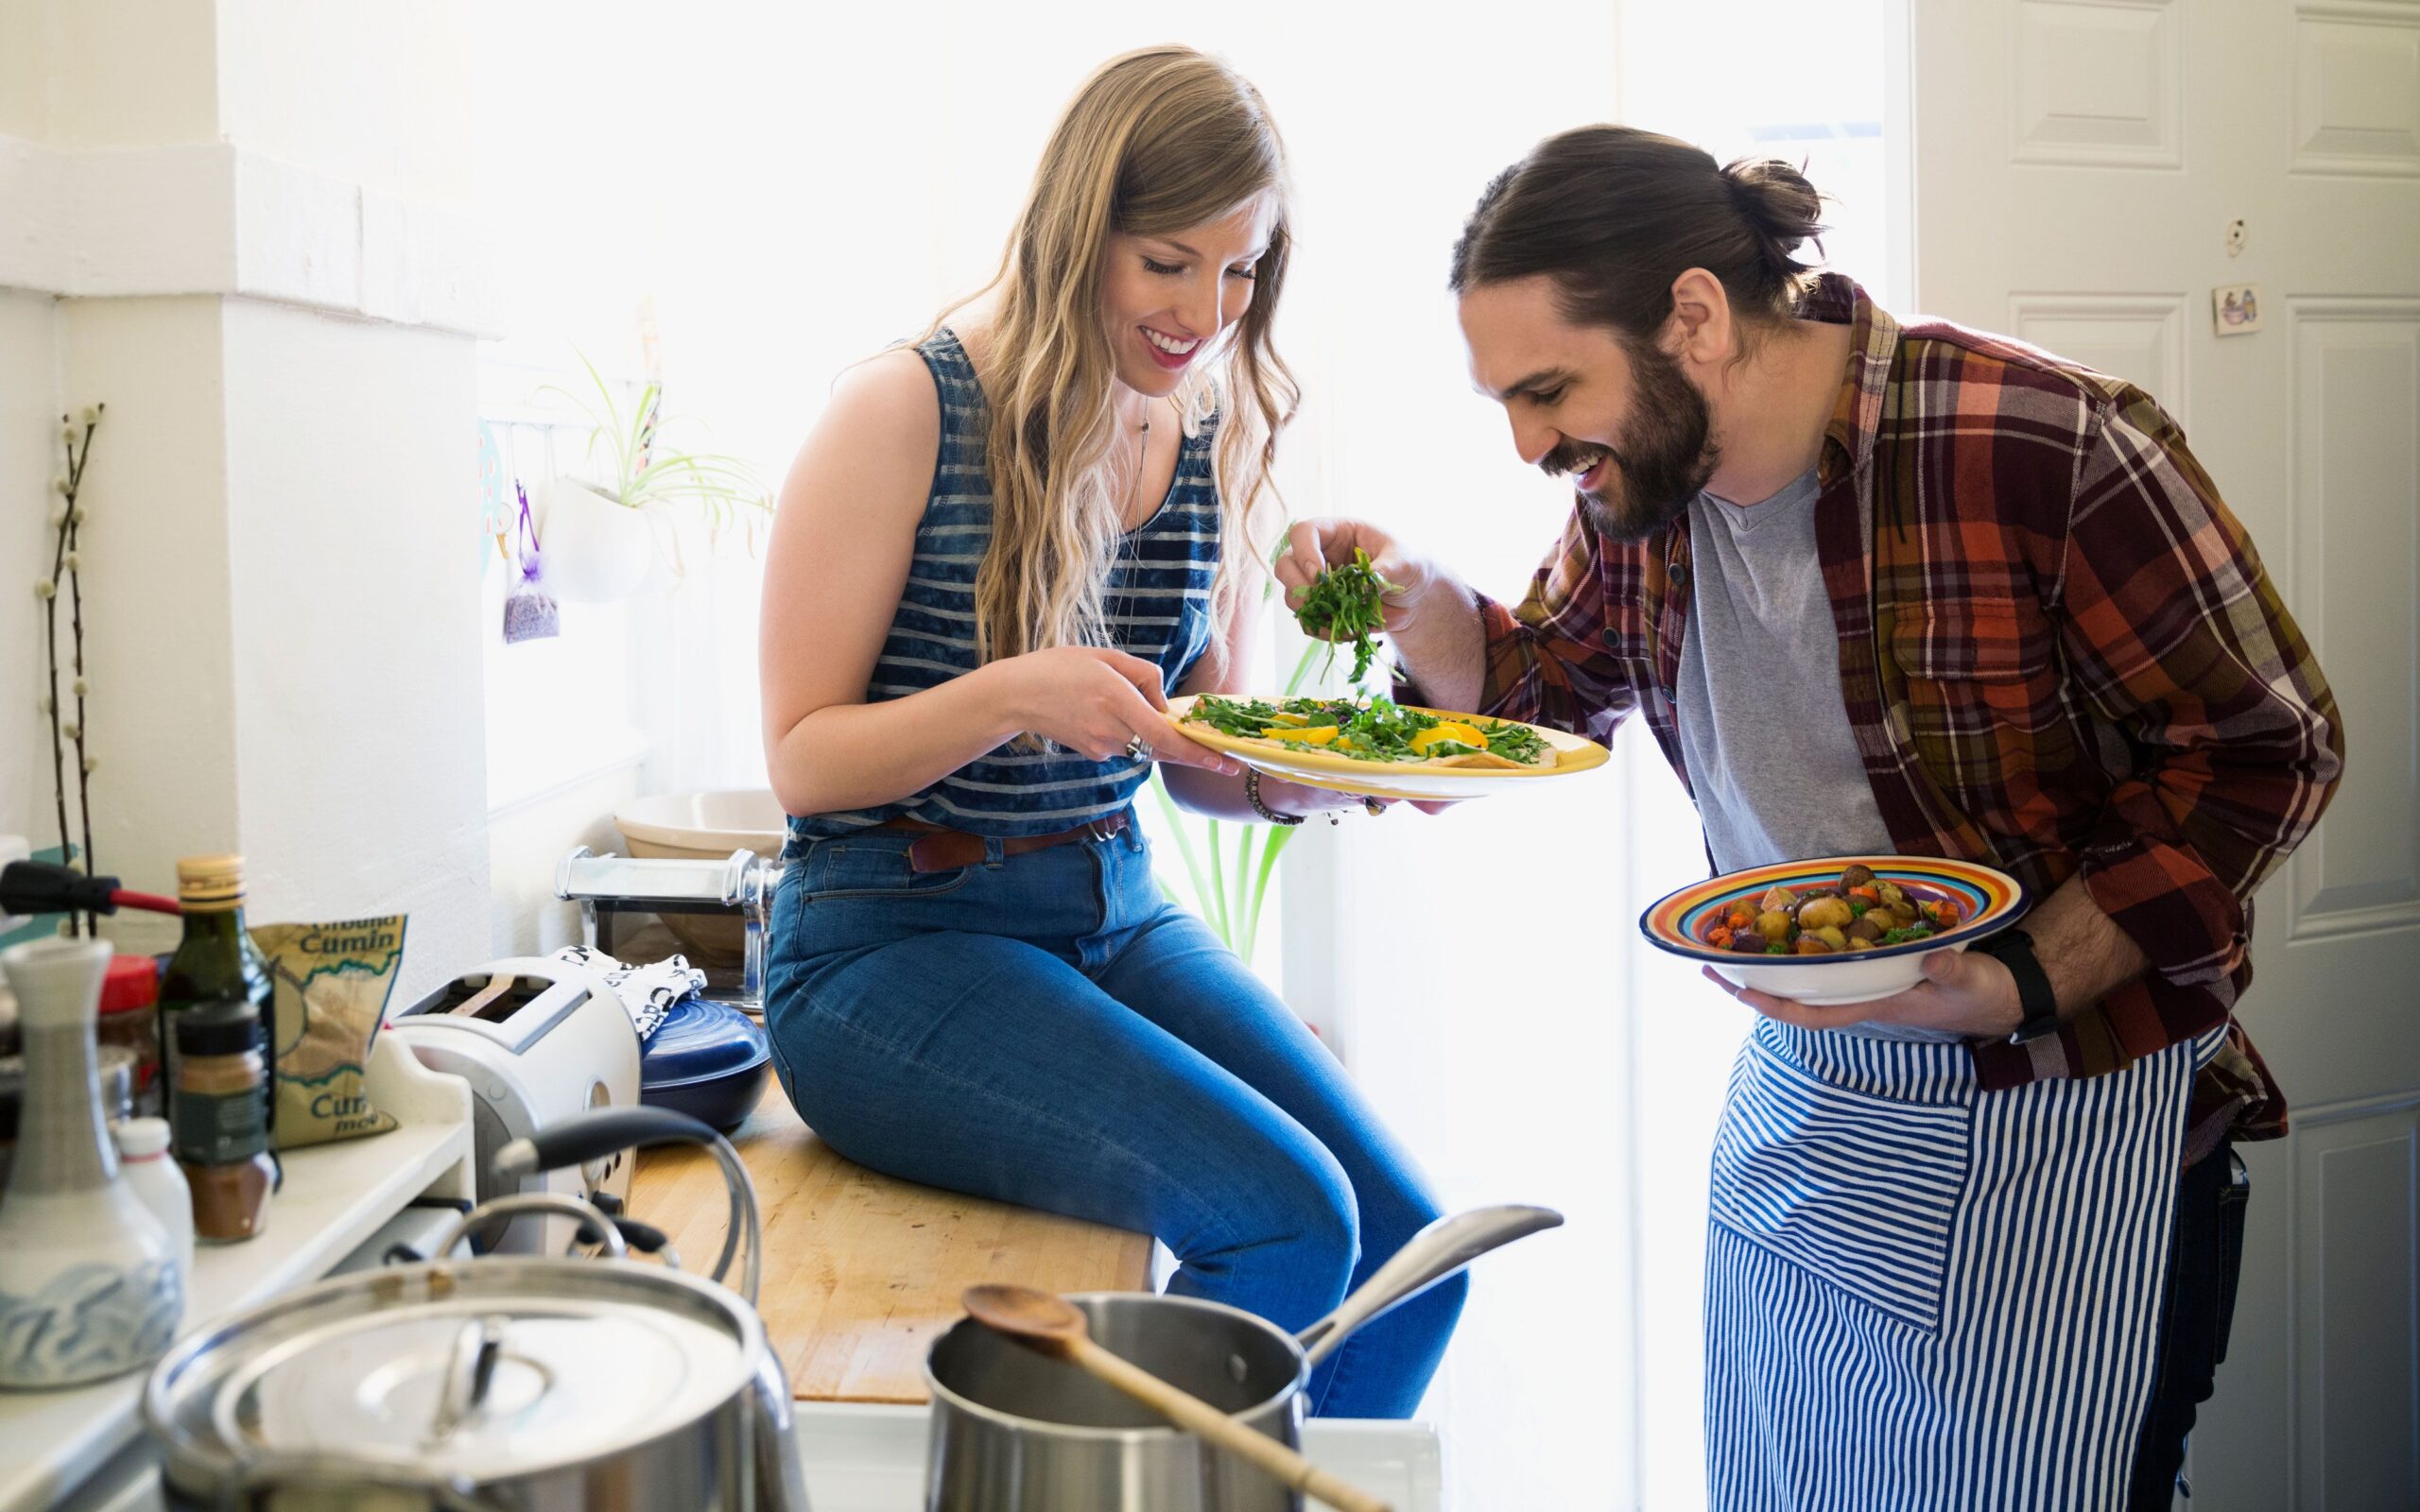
xmin=1456 ymin=275 xmax=2342 ymax=1145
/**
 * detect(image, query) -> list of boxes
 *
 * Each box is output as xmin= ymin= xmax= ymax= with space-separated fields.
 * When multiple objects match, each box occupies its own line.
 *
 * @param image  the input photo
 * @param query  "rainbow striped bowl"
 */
xmin=1640 ymin=855 xmax=2031 ymax=1006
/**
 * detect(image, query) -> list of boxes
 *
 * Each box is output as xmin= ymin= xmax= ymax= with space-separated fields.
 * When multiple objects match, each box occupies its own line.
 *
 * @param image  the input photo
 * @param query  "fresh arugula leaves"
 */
xmin=1474 ymin=720 xmax=1548 ymax=765
xmin=1184 ymin=695 xmax=1552 ymax=766
xmin=1184 ymin=696 xmax=1293 ymax=738
xmin=1294 ymin=548 xmax=1394 ymax=686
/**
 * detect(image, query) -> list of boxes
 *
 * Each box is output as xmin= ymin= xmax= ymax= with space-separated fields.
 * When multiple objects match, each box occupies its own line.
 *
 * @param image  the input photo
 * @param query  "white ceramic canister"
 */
xmin=0 ymin=936 xmax=182 ymax=1388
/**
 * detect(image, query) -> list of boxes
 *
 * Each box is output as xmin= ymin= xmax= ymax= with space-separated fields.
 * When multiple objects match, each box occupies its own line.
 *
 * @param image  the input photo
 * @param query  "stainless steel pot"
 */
xmin=141 ymin=1108 xmax=809 ymax=1512
xmin=924 ymin=1204 xmax=1562 ymax=1512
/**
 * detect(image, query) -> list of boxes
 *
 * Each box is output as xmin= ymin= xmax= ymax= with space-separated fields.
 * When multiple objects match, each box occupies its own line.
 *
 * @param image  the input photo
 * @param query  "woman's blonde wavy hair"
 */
xmin=922 ymin=45 xmax=1298 ymax=679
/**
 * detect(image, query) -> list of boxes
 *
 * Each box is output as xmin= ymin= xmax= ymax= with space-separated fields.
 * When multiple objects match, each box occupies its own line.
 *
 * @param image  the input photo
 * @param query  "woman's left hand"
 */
xmin=1700 ymin=949 xmax=2024 ymax=1040
xmin=1256 ymin=774 xmax=1383 ymax=818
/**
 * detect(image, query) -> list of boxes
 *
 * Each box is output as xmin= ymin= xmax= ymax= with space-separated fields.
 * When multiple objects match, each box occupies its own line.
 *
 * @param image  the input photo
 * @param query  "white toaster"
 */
xmin=388 ymin=954 xmax=642 ymax=1254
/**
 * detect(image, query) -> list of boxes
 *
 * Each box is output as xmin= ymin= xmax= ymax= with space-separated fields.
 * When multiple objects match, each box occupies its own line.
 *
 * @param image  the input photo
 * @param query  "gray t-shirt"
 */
xmin=1676 ymin=468 xmax=1956 ymax=1039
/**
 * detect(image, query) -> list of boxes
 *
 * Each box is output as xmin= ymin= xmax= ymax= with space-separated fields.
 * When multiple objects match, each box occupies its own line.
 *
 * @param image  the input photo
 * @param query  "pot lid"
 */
xmin=215 ymin=1299 xmax=743 ymax=1477
xmin=641 ymin=995 xmax=769 ymax=1089
xmin=147 ymin=1258 xmax=759 ymax=1485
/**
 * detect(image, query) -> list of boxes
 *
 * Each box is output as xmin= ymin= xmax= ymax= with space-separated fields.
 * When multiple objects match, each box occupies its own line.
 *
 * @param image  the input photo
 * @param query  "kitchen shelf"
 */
xmin=0 ymin=1034 xmax=474 ymax=1512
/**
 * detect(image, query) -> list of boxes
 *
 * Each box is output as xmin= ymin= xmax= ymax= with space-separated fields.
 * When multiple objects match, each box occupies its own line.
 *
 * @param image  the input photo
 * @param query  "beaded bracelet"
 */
xmin=1243 ymin=767 xmax=1307 ymax=826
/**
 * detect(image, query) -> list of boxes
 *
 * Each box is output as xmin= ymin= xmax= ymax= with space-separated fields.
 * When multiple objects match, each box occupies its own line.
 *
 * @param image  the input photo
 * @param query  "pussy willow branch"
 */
xmin=43 ymin=409 xmax=101 ymax=936
xmin=41 ymin=480 xmax=71 ymax=935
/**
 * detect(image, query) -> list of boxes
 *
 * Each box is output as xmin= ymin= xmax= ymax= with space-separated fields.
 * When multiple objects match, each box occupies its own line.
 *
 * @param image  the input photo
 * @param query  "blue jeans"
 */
xmin=764 ymin=818 xmax=1464 ymax=1418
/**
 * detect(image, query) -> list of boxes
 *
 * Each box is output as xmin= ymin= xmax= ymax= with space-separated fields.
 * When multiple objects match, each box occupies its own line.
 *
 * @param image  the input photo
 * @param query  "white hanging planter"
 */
xmin=534 ymin=476 xmax=674 ymax=603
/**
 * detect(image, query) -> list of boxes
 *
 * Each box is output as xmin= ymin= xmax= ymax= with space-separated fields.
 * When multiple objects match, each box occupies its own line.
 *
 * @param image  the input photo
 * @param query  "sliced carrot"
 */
xmin=1707 ymin=925 xmax=1734 ymax=949
xmin=1847 ymin=885 xmax=1880 ymax=905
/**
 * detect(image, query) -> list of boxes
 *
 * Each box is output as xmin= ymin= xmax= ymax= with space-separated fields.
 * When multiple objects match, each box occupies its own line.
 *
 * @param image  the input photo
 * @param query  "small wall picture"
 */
xmin=2213 ymin=284 xmax=2262 ymax=336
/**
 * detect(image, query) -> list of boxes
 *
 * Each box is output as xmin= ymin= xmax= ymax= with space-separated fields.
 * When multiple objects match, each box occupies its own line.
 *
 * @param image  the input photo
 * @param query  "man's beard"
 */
xmin=1540 ymin=338 xmax=1718 ymax=542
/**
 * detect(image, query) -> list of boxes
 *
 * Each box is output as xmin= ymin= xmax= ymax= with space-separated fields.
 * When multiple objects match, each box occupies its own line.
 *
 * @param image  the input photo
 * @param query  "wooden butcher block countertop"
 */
xmin=630 ymin=1080 xmax=1155 ymax=1403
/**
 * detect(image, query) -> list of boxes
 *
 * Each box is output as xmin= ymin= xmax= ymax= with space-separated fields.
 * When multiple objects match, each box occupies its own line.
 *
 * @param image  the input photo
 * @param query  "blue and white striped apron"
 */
xmin=1704 ymin=1016 xmax=2228 ymax=1511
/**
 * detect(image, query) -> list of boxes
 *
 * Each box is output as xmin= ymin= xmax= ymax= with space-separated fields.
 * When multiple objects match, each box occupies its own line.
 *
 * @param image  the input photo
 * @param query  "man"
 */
xmin=1279 ymin=128 xmax=2342 ymax=1509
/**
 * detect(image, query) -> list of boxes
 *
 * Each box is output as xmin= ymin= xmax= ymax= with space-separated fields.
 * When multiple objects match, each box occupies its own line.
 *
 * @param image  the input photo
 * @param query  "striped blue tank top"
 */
xmin=786 ymin=328 xmax=1221 ymax=844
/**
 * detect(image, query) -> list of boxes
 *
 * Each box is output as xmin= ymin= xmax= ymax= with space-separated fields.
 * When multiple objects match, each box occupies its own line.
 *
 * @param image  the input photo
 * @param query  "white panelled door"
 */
xmin=1902 ymin=1 xmax=2420 ymax=1506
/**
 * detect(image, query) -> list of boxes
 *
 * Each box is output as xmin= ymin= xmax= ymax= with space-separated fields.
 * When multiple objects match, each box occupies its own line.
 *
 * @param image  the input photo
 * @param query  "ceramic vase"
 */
xmin=0 ymin=936 xmax=182 ymax=1389
xmin=535 ymin=476 xmax=674 ymax=602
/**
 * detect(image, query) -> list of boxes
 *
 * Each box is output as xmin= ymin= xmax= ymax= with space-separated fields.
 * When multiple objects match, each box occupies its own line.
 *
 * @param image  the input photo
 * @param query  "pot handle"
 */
xmin=505 ymin=1105 xmax=721 ymax=1168
xmin=494 ymin=1106 xmax=762 ymax=1306
xmin=1296 ymin=1204 xmax=1564 ymax=1368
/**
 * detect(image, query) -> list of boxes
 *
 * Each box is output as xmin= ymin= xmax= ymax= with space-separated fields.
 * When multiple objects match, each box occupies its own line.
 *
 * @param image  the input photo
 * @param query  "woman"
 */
xmin=756 ymin=45 xmax=1462 ymax=1418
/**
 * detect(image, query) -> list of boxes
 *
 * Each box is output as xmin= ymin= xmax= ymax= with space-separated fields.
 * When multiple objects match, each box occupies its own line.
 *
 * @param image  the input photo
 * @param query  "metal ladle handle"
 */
xmin=493 ymin=1106 xmax=762 ymax=1305
xmin=426 ymin=1192 xmax=630 ymax=1264
xmin=1296 ymin=1204 xmax=1564 ymax=1368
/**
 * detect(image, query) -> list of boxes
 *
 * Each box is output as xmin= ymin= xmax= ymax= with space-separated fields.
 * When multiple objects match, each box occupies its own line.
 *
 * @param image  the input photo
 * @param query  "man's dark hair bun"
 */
xmin=1720 ymin=158 xmax=1825 ymax=280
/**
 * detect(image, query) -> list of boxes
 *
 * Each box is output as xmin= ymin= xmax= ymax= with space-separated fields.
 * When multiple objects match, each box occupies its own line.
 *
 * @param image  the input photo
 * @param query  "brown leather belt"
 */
xmin=873 ymin=810 xmax=1131 ymax=873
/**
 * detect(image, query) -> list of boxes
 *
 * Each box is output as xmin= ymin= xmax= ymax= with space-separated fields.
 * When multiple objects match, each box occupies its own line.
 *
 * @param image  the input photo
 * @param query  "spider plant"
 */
xmin=544 ymin=352 xmax=770 ymax=541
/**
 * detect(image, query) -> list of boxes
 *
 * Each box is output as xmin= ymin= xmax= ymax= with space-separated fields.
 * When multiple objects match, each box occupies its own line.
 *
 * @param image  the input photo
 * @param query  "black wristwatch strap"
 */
xmin=1977 ymin=928 xmax=2059 ymax=1044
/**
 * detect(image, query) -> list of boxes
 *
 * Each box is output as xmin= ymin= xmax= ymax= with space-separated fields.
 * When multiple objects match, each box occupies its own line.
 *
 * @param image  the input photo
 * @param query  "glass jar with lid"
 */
xmin=171 ymin=999 xmax=275 ymax=1244
xmin=97 ymin=954 xmax=163 ymax=1118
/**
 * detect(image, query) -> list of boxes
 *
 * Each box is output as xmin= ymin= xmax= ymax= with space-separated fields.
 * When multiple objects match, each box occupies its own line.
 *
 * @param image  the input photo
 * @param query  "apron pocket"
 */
xmin=1709 ymin=1037 xmax=1974 ymax=1334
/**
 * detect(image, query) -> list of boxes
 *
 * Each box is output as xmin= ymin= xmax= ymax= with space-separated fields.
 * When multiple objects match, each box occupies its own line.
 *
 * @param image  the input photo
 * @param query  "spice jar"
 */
xmin=97 ymin=954 xmax=163 ymax=1118
xmin=172 ymin=1000 xmax=275 ymax=1244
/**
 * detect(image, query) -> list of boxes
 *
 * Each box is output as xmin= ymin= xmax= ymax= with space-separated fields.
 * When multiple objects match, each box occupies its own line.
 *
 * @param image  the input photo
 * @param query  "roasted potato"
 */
xmin=1798 ymin=897 xmax=1855 ymax=932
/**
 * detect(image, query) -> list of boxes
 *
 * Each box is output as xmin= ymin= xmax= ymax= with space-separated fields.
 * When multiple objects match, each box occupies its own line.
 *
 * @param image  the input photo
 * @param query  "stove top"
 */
xmin=794 ymin=1402 xmax=1443 ymax=1511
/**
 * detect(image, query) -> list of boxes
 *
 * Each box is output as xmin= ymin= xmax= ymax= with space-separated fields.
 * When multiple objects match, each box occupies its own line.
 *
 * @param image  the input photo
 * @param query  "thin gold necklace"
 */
xmin=1125 ymin=404 xmax=1153 ymax=523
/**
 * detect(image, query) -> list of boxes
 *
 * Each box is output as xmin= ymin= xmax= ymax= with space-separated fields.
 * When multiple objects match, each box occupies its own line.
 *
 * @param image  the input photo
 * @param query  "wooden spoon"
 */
xmin=961 ymin=1285 xmax=1392 ymax=1512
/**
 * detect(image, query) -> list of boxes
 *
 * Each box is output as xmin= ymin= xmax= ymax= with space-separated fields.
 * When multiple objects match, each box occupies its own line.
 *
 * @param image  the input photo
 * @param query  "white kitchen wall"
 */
xmin=218 ymin=298 xmax=490 ymax=971
xmin=1 ymin=0 xmax=493 ymax=985
xmin=214 ymin=0 xmax=473 ymax=212
xmin=54 ymin=294 xmax=241 ymax=935
xmin=0 ymin=288 xmax=60 ymax=901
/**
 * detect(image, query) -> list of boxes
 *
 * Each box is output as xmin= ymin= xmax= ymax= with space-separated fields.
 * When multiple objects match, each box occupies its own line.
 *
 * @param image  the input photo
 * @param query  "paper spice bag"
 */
xmin=252 ymin=916 xmax=409 ymax=1148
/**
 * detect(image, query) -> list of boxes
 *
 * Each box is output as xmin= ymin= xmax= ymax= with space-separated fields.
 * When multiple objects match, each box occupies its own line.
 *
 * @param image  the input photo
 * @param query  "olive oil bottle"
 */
xmin=158 ymin=855 xmax=279 ymax=1139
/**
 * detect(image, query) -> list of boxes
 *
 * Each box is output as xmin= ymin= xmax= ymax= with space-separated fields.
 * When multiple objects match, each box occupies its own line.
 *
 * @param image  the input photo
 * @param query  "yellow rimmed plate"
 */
xmin=1162 ymin=695 xmax=1613 ymax=802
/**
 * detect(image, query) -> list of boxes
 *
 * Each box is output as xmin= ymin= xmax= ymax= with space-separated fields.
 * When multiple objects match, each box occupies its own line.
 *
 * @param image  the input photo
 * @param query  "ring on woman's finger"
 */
xmin=1123 ymin=734 xmax=1154 ymax=761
